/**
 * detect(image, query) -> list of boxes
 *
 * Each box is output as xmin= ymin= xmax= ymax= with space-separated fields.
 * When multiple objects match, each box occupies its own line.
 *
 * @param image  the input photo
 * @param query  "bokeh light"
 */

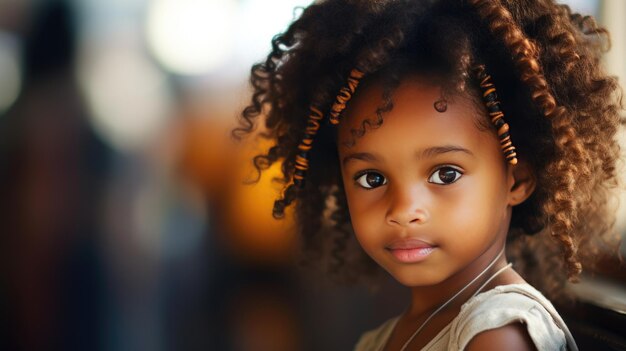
xmin=78 ymin=35 xmax=173 ymax=152
xmin=146 ymin=0 xmax=237 ymax=75
xmin=0 ymin=31 xmax=22 ymax=113
xmin=234 ymin=0 xmax=313 ymax=67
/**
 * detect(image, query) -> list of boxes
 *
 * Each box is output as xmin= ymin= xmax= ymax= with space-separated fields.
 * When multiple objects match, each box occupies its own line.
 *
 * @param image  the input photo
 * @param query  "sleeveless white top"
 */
xmin=353 ymin=284 xmax=578 ymax=351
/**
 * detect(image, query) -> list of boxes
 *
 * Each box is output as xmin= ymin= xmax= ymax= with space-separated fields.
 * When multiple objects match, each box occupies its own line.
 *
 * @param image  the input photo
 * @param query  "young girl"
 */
xmin=234 ymin=0 xmax=622 ymax=349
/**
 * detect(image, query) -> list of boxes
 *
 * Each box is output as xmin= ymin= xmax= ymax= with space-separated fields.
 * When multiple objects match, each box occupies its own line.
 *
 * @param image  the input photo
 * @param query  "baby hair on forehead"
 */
xmin=233 ymin=0 xmax=623 ymax=299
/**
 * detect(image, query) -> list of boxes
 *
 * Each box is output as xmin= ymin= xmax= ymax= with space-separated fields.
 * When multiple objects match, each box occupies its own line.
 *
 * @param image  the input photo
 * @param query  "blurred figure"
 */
xmin=0 ymin=1 xmax=112 ymax=349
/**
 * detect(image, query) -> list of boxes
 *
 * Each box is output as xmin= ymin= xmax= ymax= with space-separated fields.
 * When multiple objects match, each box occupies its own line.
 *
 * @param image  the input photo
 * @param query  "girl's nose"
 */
xmin=385 ymin=186 xmax=430 ymax=227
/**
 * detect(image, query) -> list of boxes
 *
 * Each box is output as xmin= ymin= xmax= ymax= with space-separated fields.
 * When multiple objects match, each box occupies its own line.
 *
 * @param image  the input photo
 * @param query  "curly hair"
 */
xmin=233 ymin=0 xmax=622 ymax=298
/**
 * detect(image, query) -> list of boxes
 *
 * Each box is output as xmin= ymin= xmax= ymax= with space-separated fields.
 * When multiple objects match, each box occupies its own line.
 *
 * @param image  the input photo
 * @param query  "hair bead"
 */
xmin=329 ymin=68 xmax=365 ymax=124
xmin=273 ymin=105 xmax=327 ymax=217
xmin=288 ymin=69 xmax=365 ymax=190
xmin=493 ymin=118 xmax=505 ymax=128
xmin=292 ymin=106 xmax=323 ymax=179
xmin=274 ymin=69 xmax=366 ymax=217
xmin=474 ymin=65 xmax=519 ymax=165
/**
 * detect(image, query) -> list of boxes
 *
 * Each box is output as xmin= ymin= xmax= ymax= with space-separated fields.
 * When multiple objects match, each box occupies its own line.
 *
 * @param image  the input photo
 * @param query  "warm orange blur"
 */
xmin=1 ymin=1 xmax=625 ymax=350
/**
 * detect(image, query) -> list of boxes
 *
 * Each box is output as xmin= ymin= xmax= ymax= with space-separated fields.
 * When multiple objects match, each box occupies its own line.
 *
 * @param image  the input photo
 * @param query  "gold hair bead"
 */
xmin=329 ymin=69 xmax=365 ymax=124
xmin=475 ymin=66 xmax=519 ymax=165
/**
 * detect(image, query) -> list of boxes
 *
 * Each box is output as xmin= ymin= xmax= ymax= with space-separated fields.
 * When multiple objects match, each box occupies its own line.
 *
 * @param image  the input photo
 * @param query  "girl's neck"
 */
xmin=406 ymin=244 xmax=511 ymax=318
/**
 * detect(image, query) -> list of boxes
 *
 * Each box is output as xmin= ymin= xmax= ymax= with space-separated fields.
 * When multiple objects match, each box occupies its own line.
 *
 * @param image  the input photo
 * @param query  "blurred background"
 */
xmin=0 ymin=0 xmax=624 ymax=350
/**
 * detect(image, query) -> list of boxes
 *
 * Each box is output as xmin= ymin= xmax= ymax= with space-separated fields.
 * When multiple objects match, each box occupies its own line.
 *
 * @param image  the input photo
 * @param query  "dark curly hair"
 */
xmin=233 ymin=0 xmax=622 ymax=298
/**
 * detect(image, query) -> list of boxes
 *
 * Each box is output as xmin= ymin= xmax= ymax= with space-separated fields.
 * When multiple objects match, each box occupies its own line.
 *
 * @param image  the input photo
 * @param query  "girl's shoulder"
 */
xmin=353 ymin=284 xmax=578 ymax=351
xmin=449 ymin=283 xmax=578 ymax=351
xmin=353 ymin=315 xmax=400 ymax=351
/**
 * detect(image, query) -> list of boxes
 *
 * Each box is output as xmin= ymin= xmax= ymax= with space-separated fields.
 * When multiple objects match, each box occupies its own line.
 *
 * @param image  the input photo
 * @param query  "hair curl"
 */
xmin=233 ymin=0 xmax=622 ymax=298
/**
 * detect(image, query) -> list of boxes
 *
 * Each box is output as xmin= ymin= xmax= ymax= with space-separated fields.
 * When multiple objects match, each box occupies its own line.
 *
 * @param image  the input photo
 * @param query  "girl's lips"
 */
xmin=386 ymin=237 xmax=436 ymax=263
xmin=387 ymin=247 xmax=436 ymax=263
xmin=386 ymin=237 xmax=435 ymax=250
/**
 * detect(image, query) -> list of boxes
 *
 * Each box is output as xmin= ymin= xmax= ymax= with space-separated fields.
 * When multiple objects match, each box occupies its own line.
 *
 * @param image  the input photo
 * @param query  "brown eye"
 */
xmin=428 ymin=167 xmax=462 ymax=185
xmin=355 ymin=171 xmax=387 ymax=189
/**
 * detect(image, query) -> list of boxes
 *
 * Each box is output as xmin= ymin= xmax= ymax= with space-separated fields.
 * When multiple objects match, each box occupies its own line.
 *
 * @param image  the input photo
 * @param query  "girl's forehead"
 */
xmin=337 ymin=76 xmax=489 ymax=153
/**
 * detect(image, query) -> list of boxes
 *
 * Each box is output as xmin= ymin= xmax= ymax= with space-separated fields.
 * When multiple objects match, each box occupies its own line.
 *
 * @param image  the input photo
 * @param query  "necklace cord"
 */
xmin=395 ymin=248 xmax=509 ymax=351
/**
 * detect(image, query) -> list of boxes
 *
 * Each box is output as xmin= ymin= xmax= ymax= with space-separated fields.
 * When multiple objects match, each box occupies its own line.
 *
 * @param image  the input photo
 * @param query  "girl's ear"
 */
xmin=507 ymin=160 xmax=536 ymax=206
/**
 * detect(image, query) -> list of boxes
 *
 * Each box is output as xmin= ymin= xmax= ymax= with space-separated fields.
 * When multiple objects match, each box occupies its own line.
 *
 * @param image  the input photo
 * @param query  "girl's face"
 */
xmin=337 ymin=76 xmax=520 ymax=287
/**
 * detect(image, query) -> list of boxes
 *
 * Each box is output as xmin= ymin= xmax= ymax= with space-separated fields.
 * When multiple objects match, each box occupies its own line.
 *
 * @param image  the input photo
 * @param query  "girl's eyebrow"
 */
xmin=421 ymin=145 xmax=475 ymax=159
xmin=342 ymin=152 xmax=380 ymax=167
xmin=342 ymin=144 xmax=474 ymax=166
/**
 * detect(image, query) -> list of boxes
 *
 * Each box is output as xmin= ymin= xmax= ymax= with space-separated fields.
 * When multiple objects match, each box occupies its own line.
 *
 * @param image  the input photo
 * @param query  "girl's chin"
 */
xmin=387 ymin=268 xmax=449 ymax=288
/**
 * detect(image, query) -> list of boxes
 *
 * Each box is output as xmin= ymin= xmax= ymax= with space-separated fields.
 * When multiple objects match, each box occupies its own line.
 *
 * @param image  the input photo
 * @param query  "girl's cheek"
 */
xmin=343 ymin=185 xmax=364 ymax=214
xmin=444 ymin=177 xmax=502 ymax=236
xmin=344 ymin=178 xmax=383 ymax=207
xmin=434 ymin=178 xmax=482 ymax=222
xmin=345 ymin=190 xmax=385 ymax=233
xmin=347 ymin=191 xmax=379 ymax=218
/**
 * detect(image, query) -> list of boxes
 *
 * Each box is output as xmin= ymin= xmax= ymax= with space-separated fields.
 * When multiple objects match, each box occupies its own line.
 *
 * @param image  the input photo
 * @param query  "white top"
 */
xmin=353 ymin=284 xmax=578 ymax=351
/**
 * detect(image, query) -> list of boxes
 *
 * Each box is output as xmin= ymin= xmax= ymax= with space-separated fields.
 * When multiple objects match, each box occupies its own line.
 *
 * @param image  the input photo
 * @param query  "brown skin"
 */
xmin=337 ymin=75 xmax=537 ymax=350
xmin=466 ymin=323 xmax=537 ymax=351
